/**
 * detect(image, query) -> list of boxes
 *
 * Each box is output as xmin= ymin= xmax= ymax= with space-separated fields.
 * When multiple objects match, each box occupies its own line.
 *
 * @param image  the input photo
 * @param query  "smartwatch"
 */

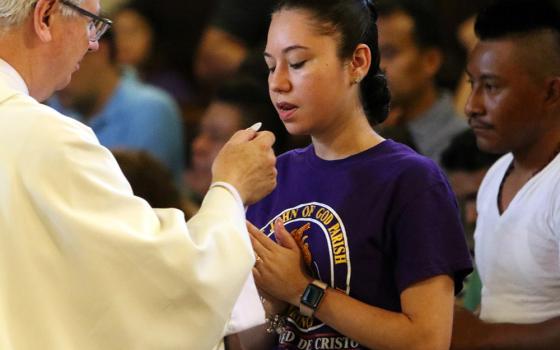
xmin=299 ymin=279 xmax=328 ymax=317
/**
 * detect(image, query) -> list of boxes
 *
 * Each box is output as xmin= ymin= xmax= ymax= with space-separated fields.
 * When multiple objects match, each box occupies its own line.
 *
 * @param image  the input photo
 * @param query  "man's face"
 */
xmin=51 ymin=0 xmax=100 ymax=94
xmin=114 ymin=9 xmax=153 ymax=67
xmin=378 ymin=11 xmax=437 ymax=109
xmin=465 ymin=40 xmax=548 ymax=154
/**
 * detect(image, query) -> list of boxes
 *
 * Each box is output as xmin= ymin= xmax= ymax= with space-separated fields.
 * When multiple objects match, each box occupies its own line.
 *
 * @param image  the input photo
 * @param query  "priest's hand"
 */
xmin=212 ymin=125 xmax=277 ymax=205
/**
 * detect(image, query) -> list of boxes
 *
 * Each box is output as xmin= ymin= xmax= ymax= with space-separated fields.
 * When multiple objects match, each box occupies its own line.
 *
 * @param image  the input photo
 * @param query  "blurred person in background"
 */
xmin=112 ymin=148 xmax=188 ymax=215
xmin=49 ymin=30 xmax=185 ymax=184
xmin=453 ymin=14 xmax=478 ymax=115
xmin=376 ymin=0 xmax=468 ymax=166
xmin=112 ymin=0 xmax=193 ymax=107
xmin=441 ymin=129 xmax=501 ymax=312
xmin=185 ymin=75 xmax=287 ymax=211
xmin=195 ymin=0 xmax=276 ymax=89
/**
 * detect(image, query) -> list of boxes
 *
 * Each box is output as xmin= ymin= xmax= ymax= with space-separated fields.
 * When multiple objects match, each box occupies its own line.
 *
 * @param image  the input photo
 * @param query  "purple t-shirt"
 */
xmin=247 ymin=140 xmax=472 ymax=350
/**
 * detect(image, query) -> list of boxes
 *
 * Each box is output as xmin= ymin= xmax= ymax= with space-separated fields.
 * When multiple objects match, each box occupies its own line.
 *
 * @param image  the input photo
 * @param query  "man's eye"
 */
xmin=484 ymin=83 xmax=497 ymax=92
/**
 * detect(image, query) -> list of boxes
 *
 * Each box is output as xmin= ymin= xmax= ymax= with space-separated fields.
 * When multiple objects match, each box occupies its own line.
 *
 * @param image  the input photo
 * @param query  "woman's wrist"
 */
xmin=261 ymin=296 xmax=288 ymax=316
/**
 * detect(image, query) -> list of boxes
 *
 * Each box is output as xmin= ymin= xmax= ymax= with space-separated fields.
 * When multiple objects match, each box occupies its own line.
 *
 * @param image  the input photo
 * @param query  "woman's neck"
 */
xmin=312 ymin=111 xmax=384 ymax=160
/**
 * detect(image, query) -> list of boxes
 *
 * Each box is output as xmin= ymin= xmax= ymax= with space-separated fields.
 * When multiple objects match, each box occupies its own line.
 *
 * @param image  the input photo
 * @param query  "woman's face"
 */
xmin=114 ymin=9 xmax=153 ymax=67
xmin=264 ymin=9 xmax=355 ymax=136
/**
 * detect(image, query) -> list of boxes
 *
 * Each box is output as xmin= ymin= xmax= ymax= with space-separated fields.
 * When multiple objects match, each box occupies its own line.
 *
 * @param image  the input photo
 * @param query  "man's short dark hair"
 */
xmin=475 ymin=0 xmax=560 ymax=40
xmin=376 ymin=0 xmax=442 ymax=49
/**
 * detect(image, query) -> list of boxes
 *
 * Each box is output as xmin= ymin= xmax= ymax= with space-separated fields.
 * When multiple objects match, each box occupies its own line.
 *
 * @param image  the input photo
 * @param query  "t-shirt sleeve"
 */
xmin=391 ymin=168 xmax=473 ymax=295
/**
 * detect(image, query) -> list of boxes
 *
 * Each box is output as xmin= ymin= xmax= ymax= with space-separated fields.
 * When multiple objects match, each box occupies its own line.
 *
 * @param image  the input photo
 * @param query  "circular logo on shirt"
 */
xmin=260 ymin=202 xmax=351 ymax=332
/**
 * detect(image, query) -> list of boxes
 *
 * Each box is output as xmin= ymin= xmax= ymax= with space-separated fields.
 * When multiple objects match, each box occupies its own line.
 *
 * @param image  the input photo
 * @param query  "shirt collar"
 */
xmin=0 ymin=58 xmax=29 ymax=95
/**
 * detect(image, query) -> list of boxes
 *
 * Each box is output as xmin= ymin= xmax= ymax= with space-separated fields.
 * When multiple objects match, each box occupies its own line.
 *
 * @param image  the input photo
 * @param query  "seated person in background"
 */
xmin=441 ymin=129 xmax=502 ymax=252
xmin=454 ymin=14 xmax=478 ymax=115
xmin=185 ymin=75 xmax=286 ymax=209
xmin=112 ymin=0 xmax=192 ymax=106
xmin=112 ymin=149 xmax=189 ymax=217
xmin=452 ymin=0 xmax=560 ymax=348
xmin=49 ymin=30 xmax=185 ymax=184
xmin=441 ymin=129 xmax=501 ymax=312
xmin=194 ymin=0 xmax=277 ymax=87
xmin=376 ymin=0 xmax=468 ymax=166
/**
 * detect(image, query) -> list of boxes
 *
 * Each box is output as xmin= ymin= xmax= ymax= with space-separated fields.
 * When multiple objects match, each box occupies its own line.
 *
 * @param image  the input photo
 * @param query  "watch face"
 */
xmin=302 ymin=283 xmax=324 ymax=308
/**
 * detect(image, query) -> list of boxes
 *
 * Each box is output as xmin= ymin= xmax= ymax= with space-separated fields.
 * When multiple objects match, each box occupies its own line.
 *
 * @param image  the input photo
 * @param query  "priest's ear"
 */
xmin=33 ymin=0 xmax=57 ymax=42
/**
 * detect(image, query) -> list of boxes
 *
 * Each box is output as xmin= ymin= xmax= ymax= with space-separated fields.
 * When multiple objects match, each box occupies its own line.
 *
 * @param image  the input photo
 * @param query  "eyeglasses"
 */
xmin=60 ymin=0 xmax=112 ymax=42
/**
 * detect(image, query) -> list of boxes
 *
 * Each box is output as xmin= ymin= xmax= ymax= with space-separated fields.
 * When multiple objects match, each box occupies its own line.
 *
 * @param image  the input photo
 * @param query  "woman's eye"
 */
xmin=289 ymin=61 xmax=306 ymax=69
xmin=267 ymin=66 xmax=276 ymax=73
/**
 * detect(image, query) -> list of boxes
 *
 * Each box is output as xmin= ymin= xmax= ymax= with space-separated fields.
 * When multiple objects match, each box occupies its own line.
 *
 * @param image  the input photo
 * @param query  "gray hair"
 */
xmin=0 ymin=0 xmax=84 ymax=34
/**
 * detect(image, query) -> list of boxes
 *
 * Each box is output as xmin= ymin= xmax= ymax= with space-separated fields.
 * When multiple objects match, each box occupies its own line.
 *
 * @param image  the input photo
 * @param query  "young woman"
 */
xmin=245 ymin=1 xmax=473 ymax=349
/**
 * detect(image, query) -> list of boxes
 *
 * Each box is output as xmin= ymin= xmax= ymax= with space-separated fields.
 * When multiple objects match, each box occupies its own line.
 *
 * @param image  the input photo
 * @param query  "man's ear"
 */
xmin=544 ymin=76 xmax=560 ymax=107
xmin=421 ymin=47 xmax=443 ymax=78
xmin=349 ymin=43 xmax=372 ymax=84
xmin=33 ymin=0 xmax=56 ymax=42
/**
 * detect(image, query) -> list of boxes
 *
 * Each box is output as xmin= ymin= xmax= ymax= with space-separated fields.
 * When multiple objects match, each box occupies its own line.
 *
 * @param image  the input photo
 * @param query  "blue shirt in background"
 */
xmin=49 ymin=73 xmax=185 ymax=184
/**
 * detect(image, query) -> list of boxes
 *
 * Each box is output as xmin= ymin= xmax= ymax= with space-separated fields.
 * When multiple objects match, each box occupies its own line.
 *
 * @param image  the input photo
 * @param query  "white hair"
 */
xmin=0 ymin=0 xmax=84 ymax=34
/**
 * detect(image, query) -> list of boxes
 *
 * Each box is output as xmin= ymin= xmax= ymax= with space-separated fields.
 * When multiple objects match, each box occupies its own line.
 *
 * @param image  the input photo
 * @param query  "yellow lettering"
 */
xmin=301 ymin=205 xmax=315 ymax=217
xmin=280 ymin=209 xmax=299 ymax=223
xmin=334 ymin=254 xmax=347 ymax=264
xmin=331 ymin=232 xmax=344 ymax=246
xmin=329 ymin=225 xmax=347 ymax=265
xmin=315 ymin=208 xmax=334 ymax=225
xmin=334 ymin=246 xmax=346 ymax=256
xmin=328 ymin=223 xmax=340 ymax=236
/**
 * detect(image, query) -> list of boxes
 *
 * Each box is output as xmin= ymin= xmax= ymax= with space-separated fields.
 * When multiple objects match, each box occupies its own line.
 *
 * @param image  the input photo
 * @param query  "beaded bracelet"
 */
xmin=265 ymin=313 xmax=287 ymax=335
xmin=260 ymin=295 xmax=288 ymax=335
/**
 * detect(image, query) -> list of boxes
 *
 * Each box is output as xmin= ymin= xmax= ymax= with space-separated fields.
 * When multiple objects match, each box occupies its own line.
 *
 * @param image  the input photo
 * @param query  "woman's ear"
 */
xmin=33 ymin=0 xmax=56 ymax=43
xmin=350 ymin=44 xmax=372 ymax=84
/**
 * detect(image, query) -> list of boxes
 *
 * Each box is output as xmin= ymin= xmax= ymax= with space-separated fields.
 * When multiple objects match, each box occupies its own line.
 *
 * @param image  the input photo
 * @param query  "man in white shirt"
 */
xmin=0 ymin=0 xmax=276 ymax=349
xmin=451 ymin=0 xmax=560 ymax=348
